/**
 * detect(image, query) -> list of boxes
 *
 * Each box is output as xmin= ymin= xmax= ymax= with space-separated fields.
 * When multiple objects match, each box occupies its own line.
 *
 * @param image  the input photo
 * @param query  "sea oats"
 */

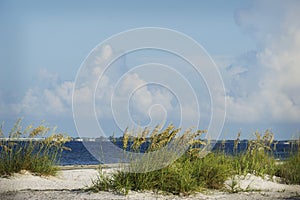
xmin=122 ymin=127 xmax=130 ymax=150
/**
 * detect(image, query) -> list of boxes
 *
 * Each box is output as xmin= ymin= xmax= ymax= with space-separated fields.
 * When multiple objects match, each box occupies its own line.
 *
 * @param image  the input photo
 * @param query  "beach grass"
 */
xmin=231 ymin=130 xmax=277 ymax=177
xmin=275 ymin=138 xmax=300 ymax=184
xmin=89 ymin=126 xmax=300 ymax=195
xmin=90 ymin=152 xmax=232 ymax=195
xmin=0 ymin=119 xmax=71 ymax=177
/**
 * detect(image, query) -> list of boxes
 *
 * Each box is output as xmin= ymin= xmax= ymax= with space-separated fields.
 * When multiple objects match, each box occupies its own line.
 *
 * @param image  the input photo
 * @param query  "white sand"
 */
xmin=224 ymin=173 xmax=299 ymax=193
xmin=0 ymin=169 xmax=98 ymax=192
xmin=0 ymin=167 xmax=299 ymax=200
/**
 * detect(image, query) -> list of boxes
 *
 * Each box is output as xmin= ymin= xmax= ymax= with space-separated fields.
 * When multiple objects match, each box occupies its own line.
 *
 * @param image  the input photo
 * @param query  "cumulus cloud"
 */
xmin=74 ymin=44 xmax=185 ymax=129
xmin=0 ymin=33 xmax=211 ymax=133
xmin=226 ymin=0 xmax=300 ymax=123
xmin=4 ymin=43 xmax=204 ymax=132
xmin=0 ymin=68 xmax=73 ymax=118
xmin=18 ymin=73 xmax=73 ymax=117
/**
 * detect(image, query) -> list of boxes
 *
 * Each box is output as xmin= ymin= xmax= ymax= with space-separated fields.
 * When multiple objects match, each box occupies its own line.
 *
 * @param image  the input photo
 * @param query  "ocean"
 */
xmin=59 ymin=140 xmax=298 ymax=165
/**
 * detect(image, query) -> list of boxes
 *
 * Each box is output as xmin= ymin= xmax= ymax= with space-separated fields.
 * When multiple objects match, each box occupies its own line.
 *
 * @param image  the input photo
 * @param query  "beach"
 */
xmin=0 ymin=165 xmax=299 ymax=200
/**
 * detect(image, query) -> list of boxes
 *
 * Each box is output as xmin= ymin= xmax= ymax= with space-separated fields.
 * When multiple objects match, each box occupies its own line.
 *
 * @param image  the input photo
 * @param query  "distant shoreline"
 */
xmin=58 ymin=163 xmax=122 ymax=170
xmin=0 ymin=137 xmax=297 ymax=143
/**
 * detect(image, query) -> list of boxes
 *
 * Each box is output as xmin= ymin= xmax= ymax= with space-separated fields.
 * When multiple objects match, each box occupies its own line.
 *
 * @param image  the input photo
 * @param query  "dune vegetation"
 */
xmin=1 ymin=120 xmax=299 ymax=194
xmin=0 ymin=119 xmax=71 ymax=177
xmin=89 ymin=125 xmax=300 ymax=195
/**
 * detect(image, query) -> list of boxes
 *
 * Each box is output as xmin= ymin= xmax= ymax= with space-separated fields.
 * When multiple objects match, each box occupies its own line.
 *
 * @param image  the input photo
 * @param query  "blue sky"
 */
xmin=0 ymin=0 xmax=299 ymax=140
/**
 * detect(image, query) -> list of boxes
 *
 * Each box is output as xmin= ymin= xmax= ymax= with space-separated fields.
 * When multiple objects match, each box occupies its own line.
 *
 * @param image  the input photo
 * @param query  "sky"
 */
xmin=0 ymin=0 xmax=299 ymax=140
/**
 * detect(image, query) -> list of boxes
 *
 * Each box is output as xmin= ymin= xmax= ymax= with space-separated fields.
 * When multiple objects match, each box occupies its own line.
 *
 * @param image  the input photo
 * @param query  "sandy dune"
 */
xmin=0 ymin=166 xmax=299 ymax=200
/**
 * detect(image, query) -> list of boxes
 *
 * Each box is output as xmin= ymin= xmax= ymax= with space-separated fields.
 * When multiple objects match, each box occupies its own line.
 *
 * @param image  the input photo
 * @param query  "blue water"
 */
xmin=60 ymin=141 xmax=100 ymax=165
xmin=59 ymin=141 xmax=298 ymax=165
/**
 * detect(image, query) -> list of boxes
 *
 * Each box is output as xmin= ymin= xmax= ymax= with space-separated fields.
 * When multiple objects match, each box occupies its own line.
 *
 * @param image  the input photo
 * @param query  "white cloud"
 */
xmin=18 ymin=76 xmax=73 ymax=117
xmin=43 ymin=89 xmax=65 ymax=113
xmin=111 ymin=72 xmax=177 ymax=124
xmin=74 ymin=45 xmax=182 ymax=128
xmin=0 ymin=39 xmax=209 ymax=132
xmin=225 ymin=0 xmax=300 ymax=123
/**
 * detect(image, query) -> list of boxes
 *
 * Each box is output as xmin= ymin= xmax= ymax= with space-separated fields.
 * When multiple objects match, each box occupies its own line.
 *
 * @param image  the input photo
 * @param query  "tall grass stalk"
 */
xmin=232 ymin=130 xmax=277 ymax=176
xmin=90 ymin=125 xmax=230 ymax=195
xmin=89 ymin=127 xmax=300 ymax=195
xmin=0 ymin=119 xmax=71 ymax=177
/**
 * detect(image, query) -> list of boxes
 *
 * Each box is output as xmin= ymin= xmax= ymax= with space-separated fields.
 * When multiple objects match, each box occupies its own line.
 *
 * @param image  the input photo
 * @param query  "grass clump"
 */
xmin=89 ymin=125 xmax=232 ymax=195
xmin=0 ymin=119 xmax=71 ymax=177
xmin=89 ymin=127 xmax=300 ymax=195
xmin=276 ymin=139 xmax=300 ymax=184
xmin=232 ymin=130 xmax=277 ymax=177
xmin=189 ymin=152 xmax=233 ymax=190
xmin=90 ymin=153 xmax=232 ymax=195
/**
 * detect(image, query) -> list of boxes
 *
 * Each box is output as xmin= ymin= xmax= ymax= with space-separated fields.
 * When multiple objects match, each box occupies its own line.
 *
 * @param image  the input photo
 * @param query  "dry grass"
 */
xmin=90 ymin=127 xmax=300 ymax=195
xmin=0 ymin=119 xmax=71 ymax=177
